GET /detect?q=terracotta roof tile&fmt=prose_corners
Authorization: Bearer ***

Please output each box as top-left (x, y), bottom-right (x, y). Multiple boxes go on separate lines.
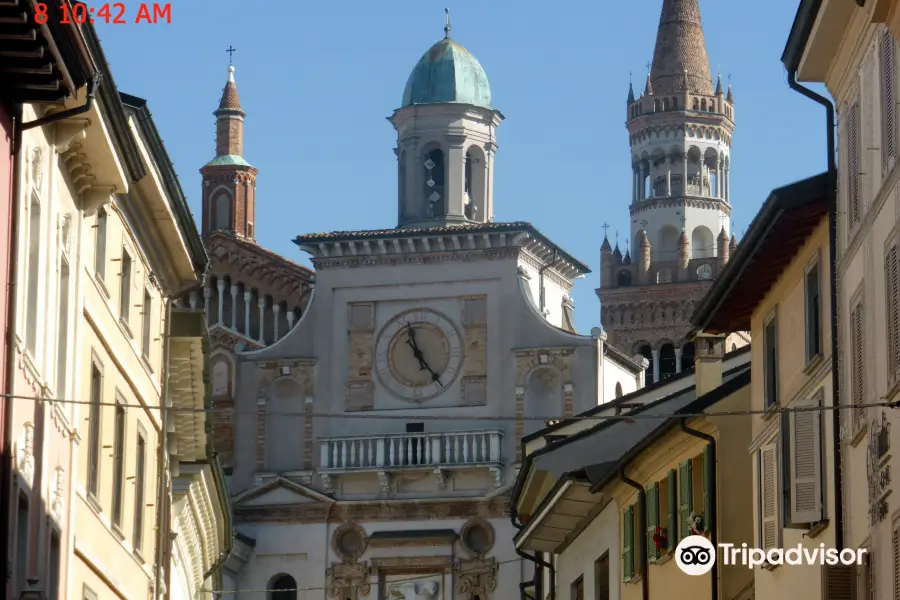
top-left (650, 0), bottom-right (713, 95)
top-left (218, 80), bottom-right (242, 112)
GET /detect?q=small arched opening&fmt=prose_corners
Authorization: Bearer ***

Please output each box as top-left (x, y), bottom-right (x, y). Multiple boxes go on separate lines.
top-left (213, 193), bottom-right (232, 230)
top-left (692, 98), bottom-right (699, 110)
top-left (656, 268), bottom-right (672, 284)
top-left (680, 341), bottom-right (695, 373)
top-left (663, 97), bottom-right (670, 111)
top-left (464, 145), bottom-right (487, 221)
top-left (270, 574), bottom-right (297, 600)
top-left (398, 151), bottom-right (407, 215)
top-left (700, 98), bottom-right (707, 111)
top-left (672, 97), bottom-right (678, 109)
top-left (659, 343), bottom-right (677, 379)
top-left (691, 226), bottom-right (715, 259)
top-left (697, 264), bottom-right (713, 280)
top-left (653, 99), bottom-right (660, 112)
top-left (617, 270), bottom-right (633, 286)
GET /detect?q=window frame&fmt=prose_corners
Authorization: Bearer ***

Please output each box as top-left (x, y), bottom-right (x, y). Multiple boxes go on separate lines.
top-left (86, 355), bottom-right (104, 502)
top-left (804, 255), bottom-right (823, 366)
top-left (849, 288), bottom-right (867, 438)
top-left (756, 436), bottom-right (781, 553)
top-left (119, 246), bottom-right (133, 332)
top-left (141, 286), bottom-right (153, 365)
top-left (110, 393), bottom-right (127, 532)
top-left (95, 207), bottom-right (107, 282)
top-left (763, 310), bottom-right (779, 410)
top-left (885, 234), bottom-right (900, 396)
top-left (133, 424), bottom-right (147, 557)
top-left (23, 189), bottom-right (42, 358)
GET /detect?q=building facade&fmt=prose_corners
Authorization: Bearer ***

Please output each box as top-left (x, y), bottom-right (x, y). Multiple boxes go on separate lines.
top-left (783, 0), bottom-right (900, 596)
top-left (692, 174), bottom-right (839, 598)
top-left (211, 23), bottom-right (646, 600)
top-left (597, 0), bottom-right (748, 385)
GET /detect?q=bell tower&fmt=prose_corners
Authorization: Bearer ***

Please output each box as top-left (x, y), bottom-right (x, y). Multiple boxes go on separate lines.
top-left (200, 58), bottom-right (259, 239)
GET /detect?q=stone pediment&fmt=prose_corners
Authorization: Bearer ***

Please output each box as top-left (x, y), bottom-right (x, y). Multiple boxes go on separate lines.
top-left (208, 324), bottom-right (263, 352)
top-left (231, 476), bottom-right (334, 508)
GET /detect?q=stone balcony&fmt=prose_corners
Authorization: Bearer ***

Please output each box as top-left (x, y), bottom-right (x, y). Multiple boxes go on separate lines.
top-left (318, 429), bottom-right (503, 493)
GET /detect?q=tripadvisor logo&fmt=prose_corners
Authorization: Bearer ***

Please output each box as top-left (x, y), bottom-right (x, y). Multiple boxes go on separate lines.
top-left (675, 536), bottom-right (867, 575)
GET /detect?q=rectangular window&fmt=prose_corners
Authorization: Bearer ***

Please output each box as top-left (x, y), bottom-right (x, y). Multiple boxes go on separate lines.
top-left (133, 432), bottom-right (146, 553)
top-left (83, 585), bottom-right (97, 600)
top-left (87, 364), bottom-right (102, 498)
top-left (861, 550), bottom-right (875, 600)
top-left (645, 482), bottom-right (660, 562)
top-left (805, 261), bottom-right (822, 362)
top-left (850, 299), bottom-right (866, 431)
top-left (824, 564), bottom-right (857, 600)
top-left (119, 249), bottom-right (132, 324)
top-left (848, 101), bottom-right (861, 228)
top-left (679, 459), bottom-right (693, 539)
top-left (95, 208), bottom-right (107, 280)
top-left (886, 242), bottom-right (900, 389)
top-left (56, 257), bottom-right (70, 394)
top-left (15, 494), bottom-right (29, 597)
top-left (788, 390), bottom-right (824, 524)
top-left (48, 530), bottom-right (60, 600)
top-left (666, 468), bottom-right (677, 550)
top-left (758, 441), bottom-right (779, 550)
top-left (622, 504), bottom-right (637, 582)
top-left (594, 553), bottom-right (609, 600)
top-left (111, 399), bottom-right (126, 528)
top-left (883, 30), bottom-right (897, 173)
top-left (764, 316), bottom-right (778, 408)
top-left (141, 289), bottom-right (152, 361)
top-left (570, 576), bottom-right (583, 600)
top-left (24, 193), bottom-right (41, 355)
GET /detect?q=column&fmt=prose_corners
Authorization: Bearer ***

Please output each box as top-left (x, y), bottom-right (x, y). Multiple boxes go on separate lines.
top-left (203, 286), bottom-right (211, 321)
top-left (683, 156), bottom-right (689, 196)
top-left (639, 163), bottom-right (646, 200)
top-left (675, 347), bottom-right (683, 374)
top-left (287, 310), bottom-right (295, 330)
top-left (446, 141), bottom-right (466, 218)
top-left (716, 157), bottom-right (722, 198)
top-left (230, 285), bottom-right (239, 329)
top-left (216, 279), bottom-right (225, 325)
top-left (257, 298), bottom-right (266, 344)
top-left (633, 168), bottom-right (638, 203)
top-left (652, 348), bottom-right (660, 383)
top-left (725, 168), bottom-right (730, 201)
top-left (244, 291), bottom-right (253, 335)
top-left (666, 160), bottom-right (672, 196)
top-left (273, 304), bottom-right (281, 341)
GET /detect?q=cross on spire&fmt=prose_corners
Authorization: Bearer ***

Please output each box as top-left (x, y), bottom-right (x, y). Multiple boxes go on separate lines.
top-left (226, 45), bottom-right (236, 65)
top-left (444, 7), bottom-right (451, 39)
top-left (646, 61), bottom-right (651, 72)
top-left (602, 222), bottom-right (610, 236)
top-left (615, 230), bottom-right (619, 246)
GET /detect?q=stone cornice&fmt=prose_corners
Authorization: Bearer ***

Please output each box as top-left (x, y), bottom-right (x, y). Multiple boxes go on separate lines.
top-left (629, 195), bottom-right (730, 216)
top-left (233, 497), bottom-right (509, 524)
top-left (596, 281), bottom-right (712, 302)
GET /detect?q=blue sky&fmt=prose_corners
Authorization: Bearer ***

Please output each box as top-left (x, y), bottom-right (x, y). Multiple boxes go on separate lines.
top-left (96, 0), bottom-right (827, 333)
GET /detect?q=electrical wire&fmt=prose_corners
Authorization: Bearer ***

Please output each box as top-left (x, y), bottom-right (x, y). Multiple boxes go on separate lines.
top-left (3, 391), bottom-right (896, 421)
top-left (198, 556), bottom-right (522, 595)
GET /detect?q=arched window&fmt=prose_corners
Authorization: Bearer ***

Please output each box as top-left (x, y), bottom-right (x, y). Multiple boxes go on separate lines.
top-left (617, 270), bottom-right (632, 286)
top-left (663, 98), bottom-right (670, 111)
top-left (732, 343), bottom-right (737, 351)
top-left (710, 100), bottom-right (716, 112)
top-left (213, 194), bottom-right (231, 230)
top-left (672, 97), bottom-right (678, 109)
top-left (653, 99), bottom-right (660, 112)
top-left (656, 268), bottom-right (672, 284)
top-left (701, 99), bottom-right (707, 111)
top-left (270, 574), bottom-right (297, 600)
top-left (464, 146), bottom-right (486, 220)
top-left (659, 343), bottom-right (677, 379)
top-left (697, 264), bottom-right (712, 280)
top-left (692, 98), bottom-right (699, 110)
top-left (615, 382), bottom-right (623, 398)
top-left (680, 342), bottom-right (695, 373)
top-left (638, 344), bottom-right (653, 384)
top-left (423, 149), bottom-right (445, 219)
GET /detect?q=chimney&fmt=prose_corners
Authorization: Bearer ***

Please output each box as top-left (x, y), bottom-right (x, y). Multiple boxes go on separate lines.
top-left (693, 332), bottom-right (725, 396)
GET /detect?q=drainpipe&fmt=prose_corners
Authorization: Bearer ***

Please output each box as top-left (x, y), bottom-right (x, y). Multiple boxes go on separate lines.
top-left (679, 420), bottom-right (718, 600)
top-left (0, 102), bottom-right (23, 600)
top-left (538, 250), bottom-right (559, 314)
top-left (21, 74), bottom-right (100, 131)
top-left (516, 549), bottom-right (554, 600)
top-left (619, 468), bottom-right (648, 600)
top-left (154, 295), bottom-right (174, 600)
top-left (786, 70), bottom-right (842, 551)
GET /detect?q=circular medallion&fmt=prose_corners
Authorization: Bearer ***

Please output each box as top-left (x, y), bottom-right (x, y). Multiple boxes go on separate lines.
top-left (375, 309), bottom-right (463, 402)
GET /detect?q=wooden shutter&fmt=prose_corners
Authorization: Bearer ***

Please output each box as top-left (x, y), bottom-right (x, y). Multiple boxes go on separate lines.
top-left (790, 391), bottom-right (823, 523)
top-left (646, 483), bottom-right (659, 563)
top-left (702, 445), bottom-right (713, 531)
top-left (849, 102), bottom-right (861, 227)
top-left (884, 30), bottom-right (897, 172)
top-left (851, 301), bottom-right (866, 430)
top-left (679, 460), bottom-right (693, 539)
top-left (667, 469), bottom-right (677, 551)
top-left (887, 243), bottom-right (900, 388)
top-left (824, 564), bottom-right (858, 600)
top-left (892, 525), bottom-right (900, 600)
top-left (623, 505), bottom-right (634, 582)
top-left (759, 442), bottom-right (779, 550)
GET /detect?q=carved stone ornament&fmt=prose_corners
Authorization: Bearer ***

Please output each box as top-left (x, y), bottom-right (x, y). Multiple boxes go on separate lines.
top-left (459, 517), bottom-right (495, 557)
top-left (17, 422), bottom-right (35, 486)
top-left (59, 212), bottom-right (73, 257)
top-left (326, 561), bottom-right (371, 600)
top-left (50, 467), bottom-right (65, 517)
top-left (456, 557), bottom-right (498, 600)
top-left (31, 146), bottom-right (43, 192)
top-left (332, 521), bottom-right (368, 562)
top-left (389, 580), bottom-right (440, 600)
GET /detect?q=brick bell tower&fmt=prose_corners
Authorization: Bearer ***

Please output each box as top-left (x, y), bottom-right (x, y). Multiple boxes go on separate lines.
top-left (200, 62), bottom-right (258, 239)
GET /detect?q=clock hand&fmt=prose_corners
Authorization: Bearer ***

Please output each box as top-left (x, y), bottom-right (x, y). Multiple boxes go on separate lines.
top-left (405, 323), bottom-right (442, 385)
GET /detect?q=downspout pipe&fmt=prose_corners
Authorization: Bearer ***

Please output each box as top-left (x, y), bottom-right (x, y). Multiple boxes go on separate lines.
top-left (619, 468), bottom-right (649, 600)
top-left (538, 249), bottom-right (559, 314)
top-left (679, 419), bottom-right (718, 600)
top-left (516, 548), bottom-right (555, 600)
top-left (786, 70), bottom-right (842, 551)
top-left (155, 295), bottom-right (175, 600)
top-left (21, 73), bottom-right (100, 131)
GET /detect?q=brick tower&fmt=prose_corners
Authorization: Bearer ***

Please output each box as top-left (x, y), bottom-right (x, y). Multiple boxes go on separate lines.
top-left (200, 63), bottom-right (258, 239)
top-left (597, 0), bottom-right (747, 385)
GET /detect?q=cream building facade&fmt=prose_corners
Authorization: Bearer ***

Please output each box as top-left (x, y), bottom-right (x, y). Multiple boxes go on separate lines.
top-left (783, 0), bottom-right (900, 597)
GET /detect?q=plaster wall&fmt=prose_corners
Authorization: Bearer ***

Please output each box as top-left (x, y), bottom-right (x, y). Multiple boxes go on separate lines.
top-left (555, 501), bottom-right (619, 600)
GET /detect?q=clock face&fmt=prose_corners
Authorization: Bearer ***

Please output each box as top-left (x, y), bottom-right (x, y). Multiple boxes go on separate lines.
top-left (375, 309), bottom-right (463, 402)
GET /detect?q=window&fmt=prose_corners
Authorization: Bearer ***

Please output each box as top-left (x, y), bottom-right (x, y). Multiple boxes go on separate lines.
top-left (87, 364), bottom-right (102, 498)
top-left (848, 101), bottom-right (861, 228)
top-left (213, 194), bottom-right (231, 230)
top-left (111, 399), bottom-right (126, 529)
top-left (883, 30), bottom-right (897, 173)
top-left (270, 575), bottom-right (297, 600)
top-left (571, 576), bottom-right (584, 600)
top-left (823, 564), bottom-right (856, 600)
top-left (119, 249), bottom-right (132, 324)
top-left (787, 390), bottom-right (823, 524)
top-left (850, 299), bottom-right (866, 432)
top-left (56, 255), bottom-right (71, 394)
top-left (805, 260), bottom-right (821, 362)
top-left (423, 148), bottom-right (445, 218)
top-left (622, 504), bottom-right (639, 581)
top-left (15, 494), bottom-right (28, 597)
top-left (95, 208), bottom-right (107, 279)
top-left (645, 472), bottom-right (676, 562)
top-left (48, 530), bottom-right (60, 600)
top-left (764, 316), bottom-right (778, 408)
top-left (83, 585), bottom-right (98, 600)
top-left (133, 432), bottom-right (146, 553)
top-left (886, 242), bottom-right (900, 389)
top-left (141, 289), bottom-right (152, 361)
top-left (892, 524), bottom-right (900, 600)
top-left (594, 553), bottom-right (610, 600)
top-left (679, 449), bottom-right (711, 539)
top-left (24, 193), bottom-right (41, 355)
top-left (861, 549), bottom-right (875, 600)
top-left (758, 441), bottom-right (779, 550)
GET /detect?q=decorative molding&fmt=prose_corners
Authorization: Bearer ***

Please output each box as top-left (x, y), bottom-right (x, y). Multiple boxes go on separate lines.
top-left (455, 557), bottom-right (498, 600)
top-left (371, 555), bottom-right (452, 571)
top-left (326, 561), bottom-right (371, 600)
top-left (313, 248), bottom-right (520, 271)
top-left (332, 522), bottom-right (368, 562)
top-left (16, 422), bottom-right (35, 487)
top-left (459, 517), bottom-right (495, 557)
top-left (347, 302), bottom-right (375, 410)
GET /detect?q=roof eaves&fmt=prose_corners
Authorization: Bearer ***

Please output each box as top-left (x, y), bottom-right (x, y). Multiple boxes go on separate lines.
top-left (781, 0), bottom-right (823, 72)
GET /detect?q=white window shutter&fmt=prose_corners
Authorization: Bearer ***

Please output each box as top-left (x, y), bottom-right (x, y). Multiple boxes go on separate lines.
top-left (790, 391), bottom-right (823, 523)
top-left (759, 442), bottom-right (779, 550)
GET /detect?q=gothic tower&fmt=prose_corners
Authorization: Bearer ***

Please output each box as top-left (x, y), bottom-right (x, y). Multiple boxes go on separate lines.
top-left (388, 15), bottom-right (503, 228)
top-left (200, 64), bottom-right (259, 239)
top-left (597, 0), bottom-right (746, 384)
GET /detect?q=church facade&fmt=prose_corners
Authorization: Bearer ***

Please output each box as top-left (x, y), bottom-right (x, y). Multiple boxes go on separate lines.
top-left (204, 20), bottom-right (646, 600)
top-left (597, 0), bottom-right (748, 385)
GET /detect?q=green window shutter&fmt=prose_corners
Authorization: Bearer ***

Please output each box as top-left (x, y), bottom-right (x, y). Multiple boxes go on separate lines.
top-left (703, 444), bottom-right (713, 532)
top-left (623, 505), bottom-right (634, 581)
top-left (646, 483), bottom-right (659, 563)
top-left (667, 469), bottom-right (677, 550)
top-left (679, 459), bottom-right (693, 539)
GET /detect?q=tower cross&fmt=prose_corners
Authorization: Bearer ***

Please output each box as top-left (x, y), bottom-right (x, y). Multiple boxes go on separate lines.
top-left (646, 61), bottom-right (651, 72)
top-left (615, 230), bottom-right (619, 246)
top-left (444, 7), bottom-right (451, 39)
top-left (602, 222), bottom-right (610, 236)
top-left (226, 45), bottom-right (236, 64)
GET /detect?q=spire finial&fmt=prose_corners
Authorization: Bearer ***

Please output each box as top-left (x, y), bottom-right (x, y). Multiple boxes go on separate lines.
top-left (615, 230), bottom-right (619, 246)
top-left (602, 222), bottom-right (610, 237)
top-left (444, 7), bottom-right (451, 39)
top-left (226, 45), bottom-right (236, 65)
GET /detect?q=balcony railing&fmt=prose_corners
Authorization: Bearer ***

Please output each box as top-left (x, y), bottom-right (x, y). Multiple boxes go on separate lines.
top-left (319, 430), bottom-right (502, 471)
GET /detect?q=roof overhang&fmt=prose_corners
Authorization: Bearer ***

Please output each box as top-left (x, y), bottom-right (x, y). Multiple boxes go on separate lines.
top-left (514, 478), bottom-right (609, 554)
top-left (782, 0), bottom-right (857, 81)
top-left (691, 173), bottom-right (829, 334)
top-left (168, 309), bottom-right (210, 465)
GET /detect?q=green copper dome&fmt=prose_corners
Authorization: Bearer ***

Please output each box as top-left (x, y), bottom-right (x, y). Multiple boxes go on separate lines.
top-left (401, 38), bottom-right (491, 109)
